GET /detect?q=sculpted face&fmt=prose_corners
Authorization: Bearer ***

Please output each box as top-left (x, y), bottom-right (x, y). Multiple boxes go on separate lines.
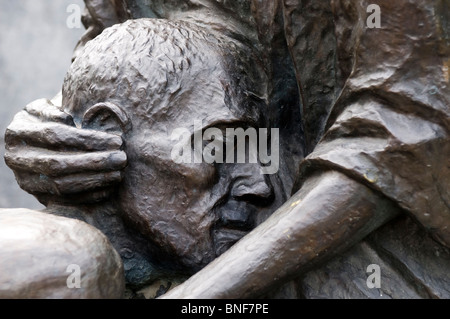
top-left (119, 74), bottom-right (273, 267)
top-left (120, 70), bottom-right (279, 271)
top-left (63, 19), bottom-right (283, 272)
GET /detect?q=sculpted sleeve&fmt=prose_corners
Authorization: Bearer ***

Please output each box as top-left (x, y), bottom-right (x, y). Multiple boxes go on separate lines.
top-left (288, 0), bottom-right (450, 248)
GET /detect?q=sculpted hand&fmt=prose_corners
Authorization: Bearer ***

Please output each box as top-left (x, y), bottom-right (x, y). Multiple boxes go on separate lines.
top-left (4, 98), bottom-right (127, 206)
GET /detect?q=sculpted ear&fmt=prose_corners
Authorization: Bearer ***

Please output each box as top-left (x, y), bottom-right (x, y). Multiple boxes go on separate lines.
top-left (82, 102), bottom-right (131, 135)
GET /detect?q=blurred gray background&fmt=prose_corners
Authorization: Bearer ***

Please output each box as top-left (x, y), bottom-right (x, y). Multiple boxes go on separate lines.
top-left (0, 0), bottom-right (84, 208)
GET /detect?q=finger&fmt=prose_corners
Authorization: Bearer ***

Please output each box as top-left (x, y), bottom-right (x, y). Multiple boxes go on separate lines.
top-left (85, 0), bottom-right (122, 28)
top-left (25, 98), bottom-right (74, 125)
top-left (58, 188), bottom-right (117, 204)
top-left (50, 91), bottom-right (62, 108)
top-left (4, 149), bottom-right (127, 176)
top-left (33, 188), bottom-right (117, 206)
top-left (5, 115), bottom-right (123, 151)
top-left (14, 171), bottom-right (122, 195)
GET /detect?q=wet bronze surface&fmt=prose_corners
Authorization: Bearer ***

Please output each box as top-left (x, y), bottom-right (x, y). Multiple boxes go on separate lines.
top-left (2, 0), bottom-right (449, 298)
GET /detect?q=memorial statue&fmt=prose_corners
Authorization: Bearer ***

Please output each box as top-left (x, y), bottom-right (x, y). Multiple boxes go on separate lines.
top-left (1, 0), bottom-right (449, 299)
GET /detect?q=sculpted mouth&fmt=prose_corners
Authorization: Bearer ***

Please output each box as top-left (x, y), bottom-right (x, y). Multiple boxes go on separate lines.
top-left (212, 200), bottom-right (258, 256)
top-left (212, 228), bottom-right (250, 257)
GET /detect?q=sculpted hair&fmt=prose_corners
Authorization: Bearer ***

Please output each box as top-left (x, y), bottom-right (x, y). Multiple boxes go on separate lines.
top-left (62, 18), bottom-right (267, 127)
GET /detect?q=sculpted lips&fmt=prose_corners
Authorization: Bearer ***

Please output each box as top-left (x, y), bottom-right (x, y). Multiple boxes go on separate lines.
top-left (213, 228), bottom-right (250, 257)
top-left (212, 200), bottom-right (257, 256)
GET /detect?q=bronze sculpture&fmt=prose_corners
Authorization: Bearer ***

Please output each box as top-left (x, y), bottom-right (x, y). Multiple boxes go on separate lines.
top-left (1, 0), bottom-right (449, 298)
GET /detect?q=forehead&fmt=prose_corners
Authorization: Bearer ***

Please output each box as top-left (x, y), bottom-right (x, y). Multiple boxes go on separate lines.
top-left (149, 73), bottom-right (262, 131)
top-left (64, 20), bottom-right (265, 131)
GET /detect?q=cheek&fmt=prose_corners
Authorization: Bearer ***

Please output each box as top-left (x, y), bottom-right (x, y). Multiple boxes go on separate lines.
top-left (172, 162), bottom-right (218, 189)
top-left (132, 140), bottom-right (218, 190)
top-left (118, 154), bottom-right (217, 233)
top-left (118, 163), bottom-right (217, 268)
top-left (120, 136), bottom-right (218, 257)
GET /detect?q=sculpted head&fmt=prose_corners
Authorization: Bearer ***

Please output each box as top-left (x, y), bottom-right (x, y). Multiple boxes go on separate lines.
top-left (62, 19), bottom-right (281, 272)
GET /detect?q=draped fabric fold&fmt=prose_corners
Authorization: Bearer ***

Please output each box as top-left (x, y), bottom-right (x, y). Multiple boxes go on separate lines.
top-left (284, 0), bottom-right (449, 248)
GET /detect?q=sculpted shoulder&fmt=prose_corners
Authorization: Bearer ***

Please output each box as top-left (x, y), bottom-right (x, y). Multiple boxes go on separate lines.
top-left (0, 209), bottom-right (125, 299)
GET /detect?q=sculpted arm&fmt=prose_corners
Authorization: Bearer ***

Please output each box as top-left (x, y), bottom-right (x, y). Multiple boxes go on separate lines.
top-left (162, 0), bottom-right (450, 298)
top-left (161, 171), bottom-right (399, 298)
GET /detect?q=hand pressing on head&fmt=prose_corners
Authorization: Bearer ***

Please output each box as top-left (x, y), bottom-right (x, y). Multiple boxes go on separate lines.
top-left (4, 96), bottom-right (127, 206)
top-left (73, 0), bottom-right (129, 60)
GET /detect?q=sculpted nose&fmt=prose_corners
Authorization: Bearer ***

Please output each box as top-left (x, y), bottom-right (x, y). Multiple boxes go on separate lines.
top-left (230, 164), bottom-right (274, 205)
top-left (217, 164), bottom-right (274, 231)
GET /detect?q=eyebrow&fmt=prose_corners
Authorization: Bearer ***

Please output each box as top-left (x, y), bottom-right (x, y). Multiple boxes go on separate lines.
top-left (201, 119), bottom-right (258, 132)
top-left (187, 119), bottom-right (259, 143)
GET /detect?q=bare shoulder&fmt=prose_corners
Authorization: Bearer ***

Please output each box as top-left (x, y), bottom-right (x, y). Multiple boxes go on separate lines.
top-left (0, 209), bottom-right (124, 299)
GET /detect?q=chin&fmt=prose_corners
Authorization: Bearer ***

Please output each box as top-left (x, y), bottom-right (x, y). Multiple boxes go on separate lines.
top-left (213, 228), bottom-right (249, 258)
top-left (168, 241), bottom-right (217, 274)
